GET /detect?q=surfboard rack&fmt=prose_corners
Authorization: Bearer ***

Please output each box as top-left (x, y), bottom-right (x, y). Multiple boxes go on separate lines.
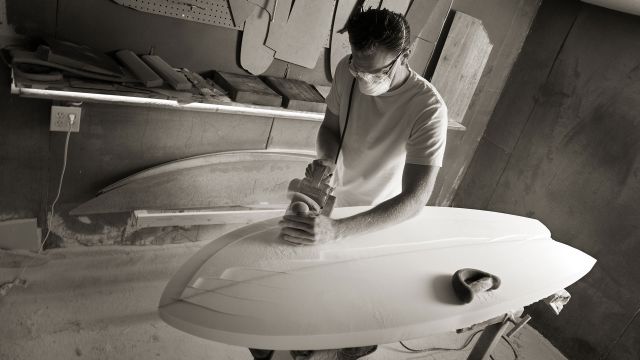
top-left (465, 312), bottom-right (531, 360)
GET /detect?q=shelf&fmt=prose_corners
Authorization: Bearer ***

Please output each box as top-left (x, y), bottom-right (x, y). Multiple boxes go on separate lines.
top-left (10, 71), bottom-right (466, 130)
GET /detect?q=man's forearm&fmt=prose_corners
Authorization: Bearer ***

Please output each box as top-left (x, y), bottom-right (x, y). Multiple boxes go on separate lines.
top-left (334, 186), bottom-right (434, 240)
top-left (316, 125), bottom-right (340, 162)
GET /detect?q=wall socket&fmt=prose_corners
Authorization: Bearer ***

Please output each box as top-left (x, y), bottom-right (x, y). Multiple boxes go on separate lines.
top-left (50, 106), bottom-right (82, 132)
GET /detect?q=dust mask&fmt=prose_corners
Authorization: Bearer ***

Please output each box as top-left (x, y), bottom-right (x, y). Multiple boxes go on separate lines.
top-left (355, 57), bottom-right (401, 96)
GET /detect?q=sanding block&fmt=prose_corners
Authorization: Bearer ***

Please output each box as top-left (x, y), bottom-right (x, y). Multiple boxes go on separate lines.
top-left (451, 268), bottom-right (501, 304)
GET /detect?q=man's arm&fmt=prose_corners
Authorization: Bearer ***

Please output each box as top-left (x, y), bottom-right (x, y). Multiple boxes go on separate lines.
top-left (316, 109), bottom-right (341, 162)
top-left (280, 163), bottom-right (440, 244)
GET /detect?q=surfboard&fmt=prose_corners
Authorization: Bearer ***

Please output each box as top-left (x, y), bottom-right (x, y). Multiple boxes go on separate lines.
top-left (158, 206), bottom-right (595, 350)
top-left (70, 150), bottom-right (314, 215)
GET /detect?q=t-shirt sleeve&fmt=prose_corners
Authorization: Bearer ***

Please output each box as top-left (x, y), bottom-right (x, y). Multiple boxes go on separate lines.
top-left (325, 56), bottom-right (351, 115)
top-left (405, 102), bottom-right (448, 167)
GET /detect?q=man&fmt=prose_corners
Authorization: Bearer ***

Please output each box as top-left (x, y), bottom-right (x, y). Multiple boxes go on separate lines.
top-left (253, 7), bottom-right (448, 360)
top-left (280, 8), bottom-right (447, 246)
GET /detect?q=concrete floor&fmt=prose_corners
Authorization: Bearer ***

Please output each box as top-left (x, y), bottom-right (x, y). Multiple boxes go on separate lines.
top-left (1, 237), bottom-right (567, 360)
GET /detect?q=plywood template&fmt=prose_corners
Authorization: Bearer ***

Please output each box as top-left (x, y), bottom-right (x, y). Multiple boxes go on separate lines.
top-left (71, 151), bottom-right (314, 215)
top-left (329, 0), bottom-right (359, 78)
top-left (112, 0), bottom-right (241, 29)
top-left (240, 2), bottom-right (275, 75)
top-left (381, 0), bottom-right (411, 14)
top-left (431, 12), bottom-right (493, 125)
top-left (267, 0), bottom-right (336, 69)
top-left (228, 0), bottom-right (255, 27)
top-left (262, 76), bottom-right (326, 112)
top-left (159, 206), bottom-right (596, 350)
top-left (212, 71), bottom-right (281, 106)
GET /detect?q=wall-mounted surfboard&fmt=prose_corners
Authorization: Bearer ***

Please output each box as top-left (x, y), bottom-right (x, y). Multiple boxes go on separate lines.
top-left (70, 150), bottom-right (314, 215)
top-left (159, 206), bottom-right (595, 350)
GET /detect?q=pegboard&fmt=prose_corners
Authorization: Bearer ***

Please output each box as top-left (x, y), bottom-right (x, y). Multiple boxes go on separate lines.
top-left (113, 0), bottom-right (243, 30)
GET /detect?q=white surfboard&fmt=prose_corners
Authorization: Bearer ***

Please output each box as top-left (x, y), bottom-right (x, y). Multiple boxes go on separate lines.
top-left (159, 206), bottom-right (595, 350)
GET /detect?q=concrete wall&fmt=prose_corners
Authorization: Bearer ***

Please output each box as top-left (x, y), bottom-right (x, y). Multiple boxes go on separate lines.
top-left (454, 0), bottom-right (640, 358)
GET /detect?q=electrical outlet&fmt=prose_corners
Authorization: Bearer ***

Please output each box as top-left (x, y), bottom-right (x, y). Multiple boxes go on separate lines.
top-left (50, 106), bottom-right (81, 132)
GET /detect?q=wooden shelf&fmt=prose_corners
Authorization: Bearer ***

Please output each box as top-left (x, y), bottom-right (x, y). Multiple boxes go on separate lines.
top-left (10, 71), bottom-right (466, 130)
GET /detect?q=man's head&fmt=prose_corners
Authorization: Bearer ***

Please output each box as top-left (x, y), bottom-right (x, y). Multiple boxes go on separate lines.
top-left (344, 8), bottom-right (411, 95)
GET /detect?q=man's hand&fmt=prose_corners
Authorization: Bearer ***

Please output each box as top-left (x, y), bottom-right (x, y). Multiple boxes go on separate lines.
top-left (279, 213), bottom-right (340, 245)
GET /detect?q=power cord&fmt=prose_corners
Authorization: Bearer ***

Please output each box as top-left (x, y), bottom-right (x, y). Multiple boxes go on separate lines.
top-left (399, 328), bottom-right (519, 360)
top-left (3, 113), bottom-right (75, 295)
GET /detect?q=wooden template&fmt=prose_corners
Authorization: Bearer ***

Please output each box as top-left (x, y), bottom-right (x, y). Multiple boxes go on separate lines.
top-left (329, 0), bottom-right (359, 79)
top-left (228, 0), bottom-right (255, 27)
top-left (267, 0), bottom-right (335, 69)
top-left (142, 55), bottom-right (192, 90)
top-left (431, 12), bottom-right (493, 125)
top-left (240, 2), bottom-right (275, 75)
top-left (262, 76), bottom-right (326, 112)
top-left (115, 50), bottom-right (163, 88)
top-left (71, 151), bottom-right (314, 215)
top-left (159, 206), bottom-right (595, 350)
top-left (212, 71), bottom-right (282, 106)
top-left (381, 0), bottom-right (411, 14)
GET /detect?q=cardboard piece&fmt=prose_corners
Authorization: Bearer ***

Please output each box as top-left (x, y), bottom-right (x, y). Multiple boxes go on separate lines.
top-left (212, 71), bottom-right (282, 106)
top-left (262, 76), bottom-right (326, 112)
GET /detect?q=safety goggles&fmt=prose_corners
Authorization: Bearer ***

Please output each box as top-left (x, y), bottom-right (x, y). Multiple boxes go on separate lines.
top-left (348, 52), bottom-right (402, 80)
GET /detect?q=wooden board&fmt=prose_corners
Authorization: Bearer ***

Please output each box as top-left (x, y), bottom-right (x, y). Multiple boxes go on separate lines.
top-left (240, 2), bottom-right (275, 75)
top-left (408, 0), bottom-right (452, 76)
top-left (115, 50), bottom-right (163, 88)
top-left (142, 55), bottom-right (192, 91)
top-left (262, 76), bottom-right (326, 112)
top-left (431, 12), bottom-right (493, 125)
top-left (70, 151), bottom-right (314, 215)
top-left (212, 71), bottom-right (282, 106)
top-left (158, 206), bottom-right (596, 350)
top-left (329, 0), bottom-right (359, 79)
top-left (269, 0), bottom-right (336, 69)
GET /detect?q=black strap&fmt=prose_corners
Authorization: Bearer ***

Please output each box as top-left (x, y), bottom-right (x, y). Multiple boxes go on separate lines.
top-left (334, 78), bottom-right (357, 165)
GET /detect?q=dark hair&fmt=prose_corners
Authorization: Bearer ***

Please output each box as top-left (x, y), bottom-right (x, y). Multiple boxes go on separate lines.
top-left (345, 8), bottom-right (410, 55)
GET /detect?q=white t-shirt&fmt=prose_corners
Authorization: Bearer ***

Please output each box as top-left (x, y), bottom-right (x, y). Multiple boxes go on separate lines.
top-left (325, 56), bottom-right (448, 206)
